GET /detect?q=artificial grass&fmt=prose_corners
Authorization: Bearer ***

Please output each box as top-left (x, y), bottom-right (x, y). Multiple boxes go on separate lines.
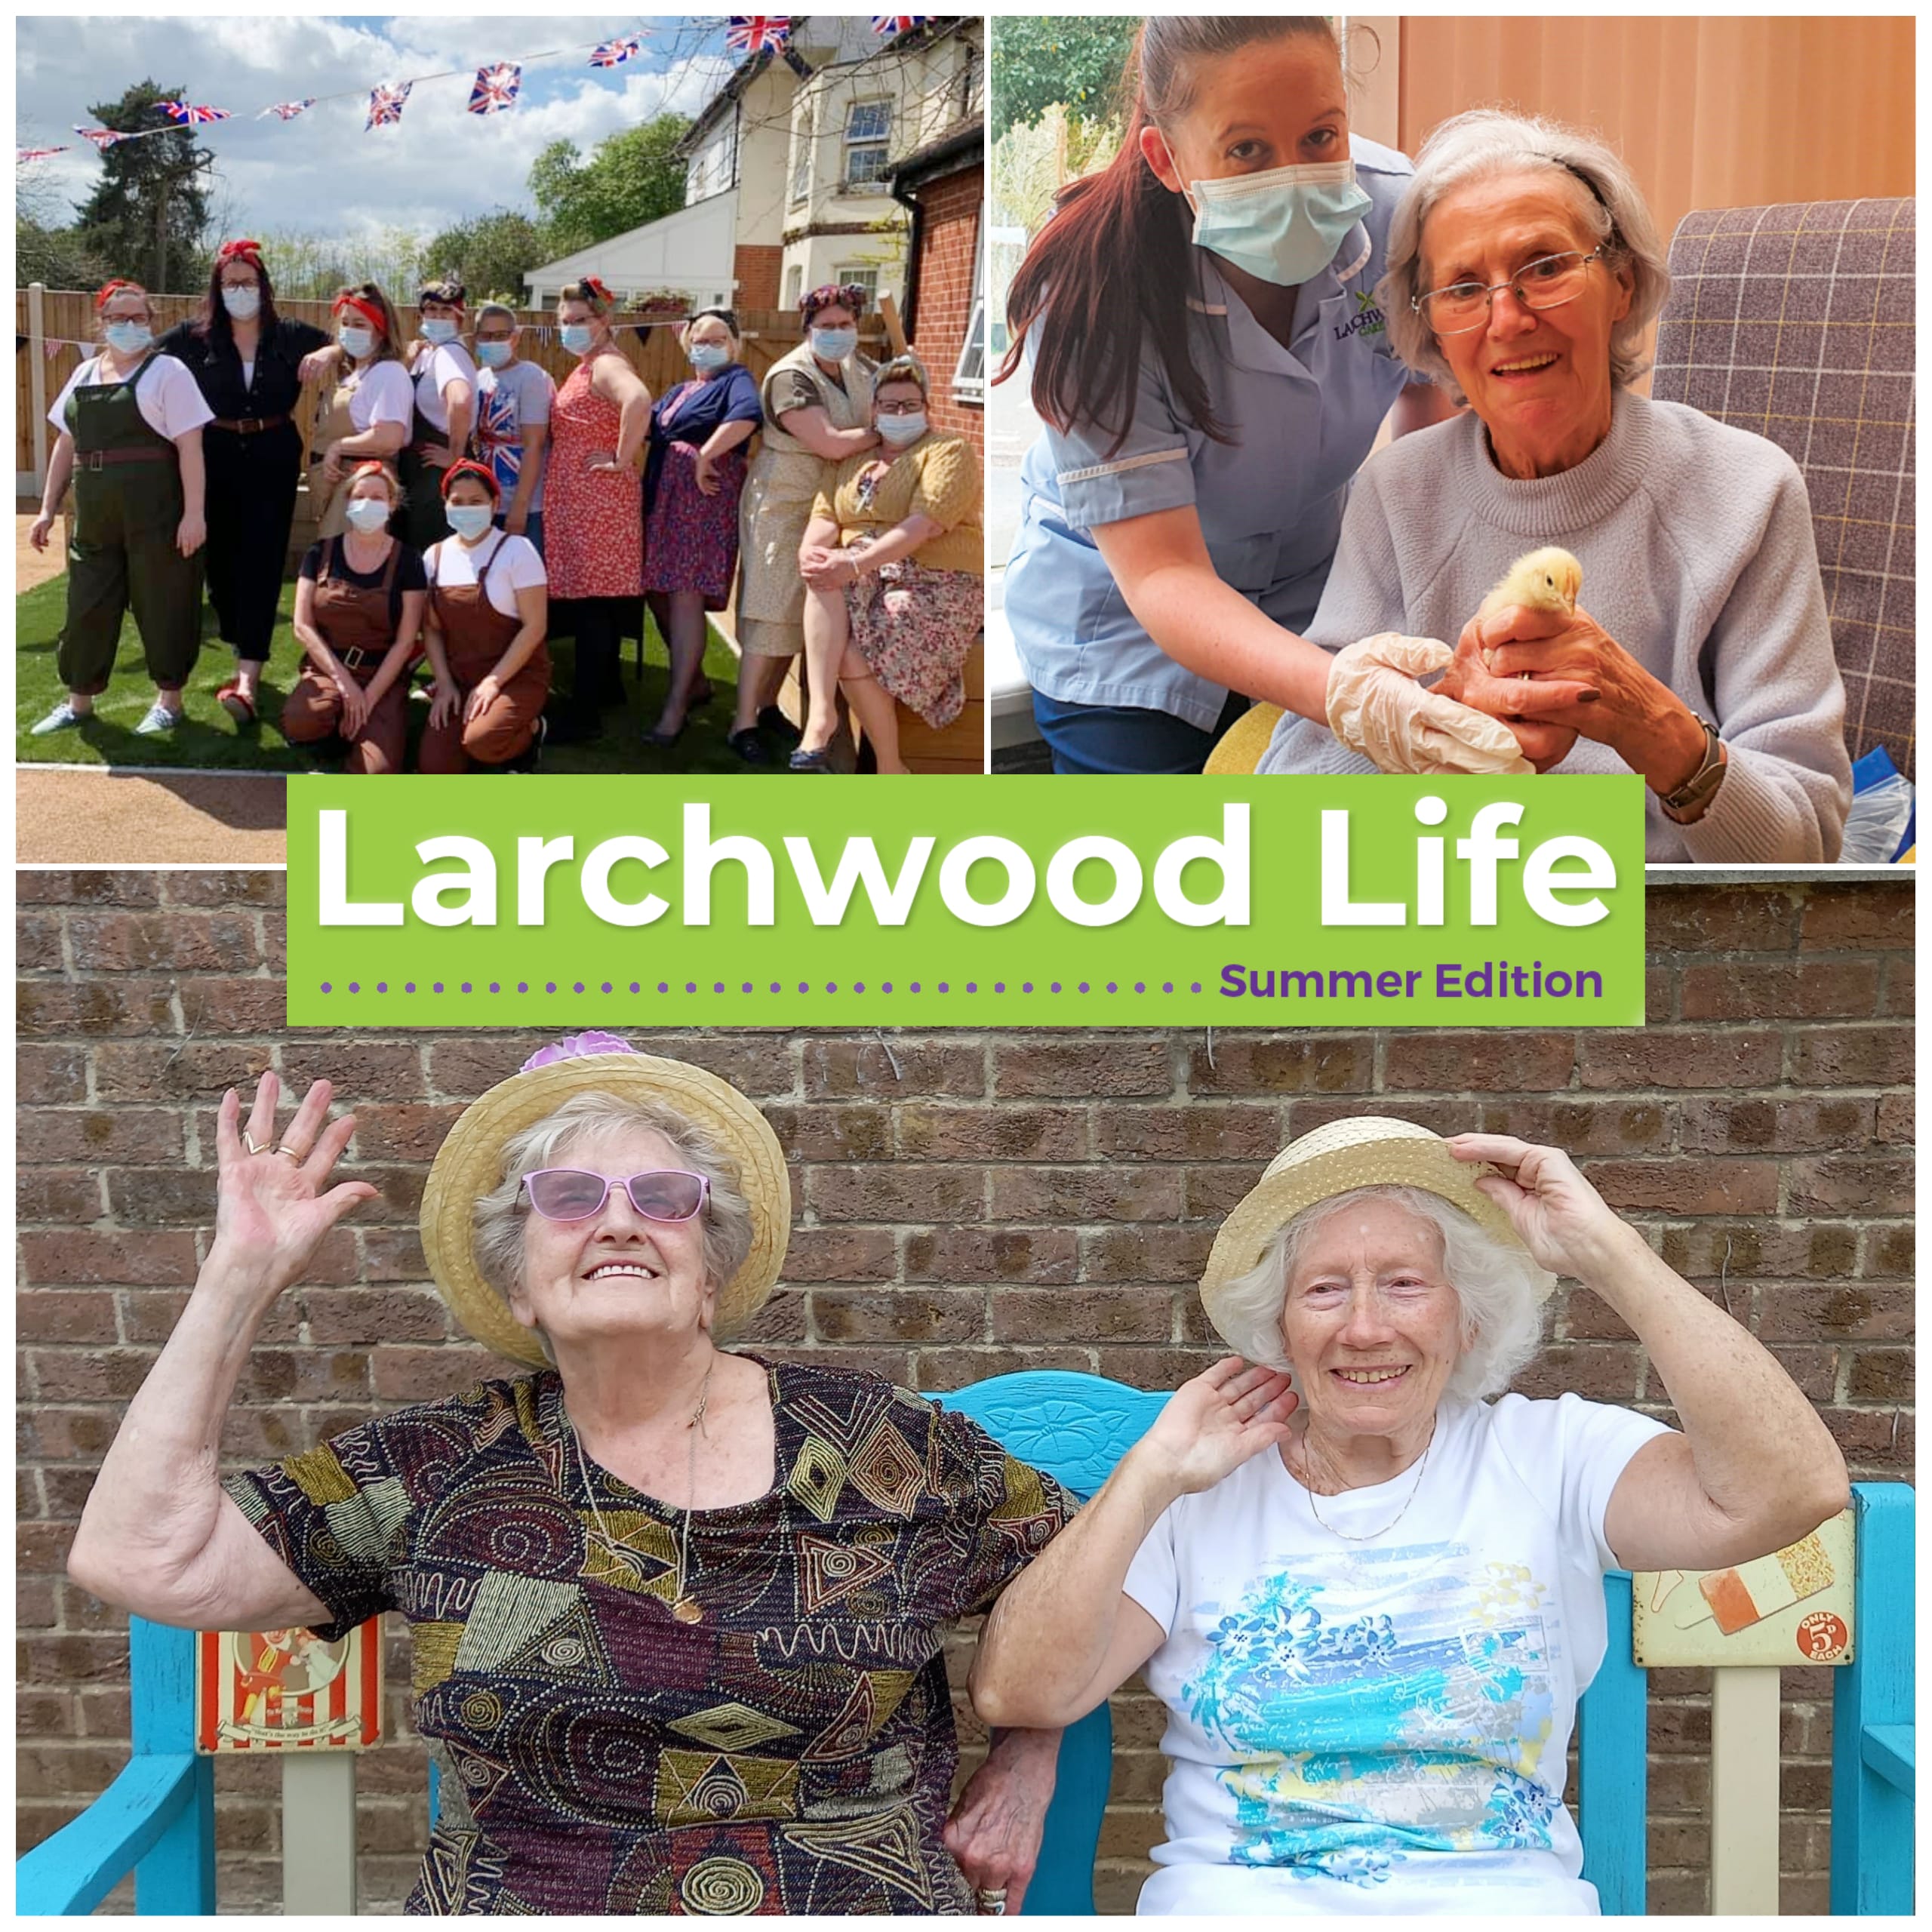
top-left (15, 573), bottom-right (776, 776)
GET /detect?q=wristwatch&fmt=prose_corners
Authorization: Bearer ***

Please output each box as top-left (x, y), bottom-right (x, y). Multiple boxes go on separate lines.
top-left (1658, 714), bottom-right (1727, 823)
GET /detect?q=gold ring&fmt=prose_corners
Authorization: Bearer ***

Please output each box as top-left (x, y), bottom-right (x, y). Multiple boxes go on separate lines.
top-left (275, 1144), bottom-right (306, 1163)
top-left (242, 1131), bottom-right (269, 1156)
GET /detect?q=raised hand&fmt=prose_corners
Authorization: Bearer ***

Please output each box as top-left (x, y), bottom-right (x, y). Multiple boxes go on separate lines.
top-left (1134, 1357), bottom-right (1298, 1498)
top-left (210, 1073), bottom-right (378, 1297)
top-left (1447, 1134), bottom-right (1626, 1280)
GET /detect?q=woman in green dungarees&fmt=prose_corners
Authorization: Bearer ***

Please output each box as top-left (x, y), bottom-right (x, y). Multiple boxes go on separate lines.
top-left (28, 279), bottom-right (212, 738)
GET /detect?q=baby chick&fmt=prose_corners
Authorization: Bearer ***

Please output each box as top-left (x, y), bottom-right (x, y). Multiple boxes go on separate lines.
top-left (1476, 546), bottom-right (1583, 672)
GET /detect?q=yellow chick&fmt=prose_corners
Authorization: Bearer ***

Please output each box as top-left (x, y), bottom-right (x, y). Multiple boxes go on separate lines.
top-left (1478, 546), bottom-right (1583, 624)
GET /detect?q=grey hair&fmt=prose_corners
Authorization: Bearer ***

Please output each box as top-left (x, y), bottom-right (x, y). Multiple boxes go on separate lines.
top-left (1209, 1184), bottom-right (1552, 1402)
top-left (471, 1091), bottom-right (757, 1344)
top-left (474, 302), bottom-right (518, 329)
top-left (1380, 109), bottom-right (1671, 401)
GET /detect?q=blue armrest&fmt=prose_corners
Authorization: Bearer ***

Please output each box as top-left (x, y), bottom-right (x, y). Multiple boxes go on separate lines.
top-left (17, 1755), bottom-right (206, 1916)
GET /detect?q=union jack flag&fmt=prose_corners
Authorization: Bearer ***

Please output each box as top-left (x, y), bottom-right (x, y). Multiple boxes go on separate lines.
top-left (157, 100), bottom-right (232, 126)
top-left (73, 125), bottom-right (131, 149)
top-left (467, 63), bottom-right (521, 115)
top-left (589, 35), bottom-right (643, 68)
top-left (260, 99), bottom-right (315, 122)
top-left (872, 15), bottom-right (926, 32)
top-left (17, 145), bottom-right (68, 162)
top-left (365, 83), bottom-right (412, 130)
top-left (726, 17), bottom-right (792, 54)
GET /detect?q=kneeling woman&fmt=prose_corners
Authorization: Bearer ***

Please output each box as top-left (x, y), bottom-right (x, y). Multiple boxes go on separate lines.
top-left (973, 1118), bottom-right (1849, 1915)
top-left (420, 460), bottom-right (549, 773)
top-left (282, 461), bottom-right (426, 774)
top-left (795, 356), bottom-right (982, 774)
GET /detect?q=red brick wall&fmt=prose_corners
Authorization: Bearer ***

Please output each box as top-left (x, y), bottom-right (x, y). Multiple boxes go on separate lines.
top-left (732, 243), bottom-right (783, 314)
top-left (14, 872), bottom-right (1913, 1913)
top-left (908, 163), bottom-right (983, 458)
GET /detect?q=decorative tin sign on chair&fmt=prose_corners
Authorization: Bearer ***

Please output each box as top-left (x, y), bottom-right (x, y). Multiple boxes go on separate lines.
top-left (195, 1623), bottom-right (383, 1752)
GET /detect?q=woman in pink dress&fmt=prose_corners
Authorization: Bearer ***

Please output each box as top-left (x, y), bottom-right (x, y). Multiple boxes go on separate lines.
top-left (543, 278), bottom-right (650, 743)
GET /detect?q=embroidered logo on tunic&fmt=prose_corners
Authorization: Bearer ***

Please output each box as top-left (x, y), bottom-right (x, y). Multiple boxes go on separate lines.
top-left (1334, 289), bottom-right (1387, 342)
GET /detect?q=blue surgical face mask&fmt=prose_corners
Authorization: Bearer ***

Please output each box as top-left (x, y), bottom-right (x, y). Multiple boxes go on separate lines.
top-left (344, 497), bottom-right (390, 533)
top-left (811, 325), bottom-right (858, 363)
top-left (446, 503), bottom-right (494, 540)
top-left (339, 325), bottom-right (374, 359)
top-left (877, 411), bottom-right (928, 446)
top-left (104, 322), bottom-right (153, 355)
top-left (1184, 156), bottom-right (1373, 288)
top-left (221, 287), bottom-right (261, 321)
top-left (559, 323), bottom-right (594, 355)
top-left (475, 339), bottom-right (513, 369)
top-left (688, 342), bottom-right (731, 372)
top-left (420, 316), bottom-right (460, 346)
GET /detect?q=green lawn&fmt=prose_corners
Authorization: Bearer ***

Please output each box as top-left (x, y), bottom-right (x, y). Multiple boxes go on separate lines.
top-left (16, 574), bottom-right (774, 776)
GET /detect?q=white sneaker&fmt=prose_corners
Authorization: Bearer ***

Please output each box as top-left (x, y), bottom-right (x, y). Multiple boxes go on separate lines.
top-left (29, 700), bottom-right (88, 735)
top-left (134, 702), bottom-right (183, 737)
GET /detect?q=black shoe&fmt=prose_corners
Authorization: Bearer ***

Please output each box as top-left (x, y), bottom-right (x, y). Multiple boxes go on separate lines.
top-left (729, 727), bottom-right (771, 765)
top-left (644, 715), bottom-right (687, 750)
top-left (789, 746), bottom-right (834, 773)
top-left (758, 704), bottom-right (803, 747)
top-left (503, 715), bottom-right (546, 773)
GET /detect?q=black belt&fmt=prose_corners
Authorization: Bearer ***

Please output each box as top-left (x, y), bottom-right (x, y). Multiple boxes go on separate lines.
top-left (211, 414), bottom-right (291, 435)
top-left (337, 645), bottom-right (385, 671)
top-left (78, 448), bottom-right (170, 470)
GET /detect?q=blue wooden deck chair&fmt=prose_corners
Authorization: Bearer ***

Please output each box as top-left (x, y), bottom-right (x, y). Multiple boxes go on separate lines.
top-left (17, 1371), bottom-right (1915, 1915)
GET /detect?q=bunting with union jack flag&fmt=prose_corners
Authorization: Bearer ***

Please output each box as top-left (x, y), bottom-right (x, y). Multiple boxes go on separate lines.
top-left (260, 99), bottom-right (315, 122)
top-left (73, 125), bottom-right (131, 149)
top-left (726, 17), bottom-right (792, 54)
top-left (156, 100), bottom-right (233, 126)
top-left (467, 63), bottom-right (521, 115)
top-left (365, 83), bottom-right (412, 130)
top-left (17, 145), bottom-right (68, 163)
top-left (872, 15), bottom-right (927, 33)
top-left (589, 35), bottom-right (644, 68)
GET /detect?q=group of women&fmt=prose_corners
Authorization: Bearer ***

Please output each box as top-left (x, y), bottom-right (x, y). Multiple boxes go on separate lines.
top-left (1001, 16), bottom-right (1854, 860)
top-left (28, 253), bottom-right (984, 775)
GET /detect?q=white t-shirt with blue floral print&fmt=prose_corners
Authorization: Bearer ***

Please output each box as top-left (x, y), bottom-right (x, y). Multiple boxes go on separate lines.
top-left (1123, 1392), bottom-right (1669, 1915)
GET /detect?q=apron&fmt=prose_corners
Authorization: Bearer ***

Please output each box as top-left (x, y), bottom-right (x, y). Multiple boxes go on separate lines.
top-left (308, 379), bottom-right (365, 542)
top-left (399, 348), bottom-right (457, 550)
top-left (60, 351), bottom-right (202, 692)
top-left (312, 537), bottom-right (405, 677)
top-left (737, 343), bottom-right (874, 651)
top-left (430, 533), bottom-right (549, 697)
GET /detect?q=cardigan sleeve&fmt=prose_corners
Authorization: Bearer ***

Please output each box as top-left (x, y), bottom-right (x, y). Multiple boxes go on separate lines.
top-left (909, 435), bottom-right (980, 531)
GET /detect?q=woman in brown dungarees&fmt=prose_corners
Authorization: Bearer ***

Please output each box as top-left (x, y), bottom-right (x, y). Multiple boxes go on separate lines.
top-left (419, 461), bottom-right (550, 772)
top-left (282, 461), bottom-right (426, 773)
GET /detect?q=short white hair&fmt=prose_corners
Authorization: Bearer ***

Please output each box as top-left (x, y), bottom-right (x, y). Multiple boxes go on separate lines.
top-left (1208, 1184), bottom-right (1552, 1402)
top-left (1382, 109), bottom-right (1672, 400)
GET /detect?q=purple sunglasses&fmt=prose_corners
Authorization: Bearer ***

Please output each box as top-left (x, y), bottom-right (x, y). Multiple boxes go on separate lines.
top-left (522, 1168), bottom-right (709, 1223)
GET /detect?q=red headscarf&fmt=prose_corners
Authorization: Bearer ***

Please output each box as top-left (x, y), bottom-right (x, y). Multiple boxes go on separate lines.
top-left (95, 278), bottom-right (144, 311)
top-left (439, 458), bottom-right (500, 502)
top-left (332, 291), bottom-right (386, 338)
top-left (217, 238), bottom-right (265, 267)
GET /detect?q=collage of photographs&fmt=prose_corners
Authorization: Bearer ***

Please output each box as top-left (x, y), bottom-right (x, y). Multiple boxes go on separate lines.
top-left (12, 8), bottom-right (1918, 1924)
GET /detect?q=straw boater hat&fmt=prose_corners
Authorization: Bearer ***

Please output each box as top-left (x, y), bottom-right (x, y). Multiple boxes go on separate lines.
top-left (420, 1034), bottom-right (791, 1367)
top-left (1198, 1116), bottom-right (1551, 1343)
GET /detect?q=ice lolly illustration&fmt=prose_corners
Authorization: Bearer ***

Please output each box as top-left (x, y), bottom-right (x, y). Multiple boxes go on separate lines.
top-left (1697, 1532), bottom-right (1835, 1635)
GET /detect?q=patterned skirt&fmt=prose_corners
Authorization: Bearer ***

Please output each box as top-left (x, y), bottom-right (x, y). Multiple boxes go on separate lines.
top-left (844, 558), bottom-right (982, 731)
top-left (643, 442), bottom-right (746, 609)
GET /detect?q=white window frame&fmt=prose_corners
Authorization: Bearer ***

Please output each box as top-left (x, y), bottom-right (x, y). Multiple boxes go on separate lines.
top-left (842, 99), bottom-right (893, 189)
top-left (832, 263), bottom-right (880, 303)
top-left (789, 102), bottom-right (814, 205)
top-left (952, 217), bottom-right (985, 405)
top-left (783, 263), bottom-right (804, 309)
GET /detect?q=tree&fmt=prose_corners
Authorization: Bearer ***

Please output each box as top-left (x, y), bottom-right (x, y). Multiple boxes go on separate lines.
top-left (528, 113), bottom-right (691, 257)
top-left (72, 79), bottom-right (213, 290)
top-left (991, 18), bottom-right (1140, 133)
top-left (423, 209), bottom-right (549, 305)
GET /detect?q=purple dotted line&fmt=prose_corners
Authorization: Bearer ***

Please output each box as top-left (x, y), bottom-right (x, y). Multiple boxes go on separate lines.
top-left (318, 979), bottom-right (1208, 995)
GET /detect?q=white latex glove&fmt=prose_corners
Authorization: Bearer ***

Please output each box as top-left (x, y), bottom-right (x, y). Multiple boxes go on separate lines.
top-left (1326, 632), bottom-right (1533, 775)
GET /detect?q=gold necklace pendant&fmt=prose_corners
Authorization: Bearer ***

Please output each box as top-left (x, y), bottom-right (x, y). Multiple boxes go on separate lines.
top-left (672, 1598), bottom-right (703, 1625)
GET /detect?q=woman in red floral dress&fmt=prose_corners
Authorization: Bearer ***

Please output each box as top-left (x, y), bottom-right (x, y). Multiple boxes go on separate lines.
top-left (544, 278), bottom-right (651, 743)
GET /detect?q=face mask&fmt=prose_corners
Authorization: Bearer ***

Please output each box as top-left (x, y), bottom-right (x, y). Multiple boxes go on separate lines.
top-left (1184, 157), bottom-right (1373, 288)
top-left (421, 317), bottom-right (460, 346)
top-left (877, 412), bottom-right (928, 446)
top-left (560, 324), bottom-right (595, 355)
top-left (339, 325), bottom-right (374, 359)
top-left (475, 339), bottom-right (513, 369)
top-left (446, 504), bottom-right (494, 540)
top-left (811, 325), bottom-right (858, 363)
top-left (344, 497), bottom-right (391, 534)
top-left (104, 322), bottom-right (152, 355)
top-left (221, 287), bottom-right (261, 321)
top-left (688, 342), bottom-right (731, 372)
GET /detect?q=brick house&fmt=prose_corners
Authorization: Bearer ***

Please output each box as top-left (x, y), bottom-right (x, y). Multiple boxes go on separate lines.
top-left (888, 118), bottom-right (984, 457)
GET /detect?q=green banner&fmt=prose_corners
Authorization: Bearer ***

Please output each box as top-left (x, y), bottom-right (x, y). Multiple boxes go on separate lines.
top-left (285, 775), bottom-right (1648, 1027)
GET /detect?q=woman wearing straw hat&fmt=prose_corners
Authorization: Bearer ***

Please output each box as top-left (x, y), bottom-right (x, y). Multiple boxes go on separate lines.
top-left (67, 1035), bottom-right (1066, 1916)
top-left (972, 1116), bottom-right (1847, 1915)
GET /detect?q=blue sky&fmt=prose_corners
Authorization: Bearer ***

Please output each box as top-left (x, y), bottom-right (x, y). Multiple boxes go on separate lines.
top-left (15, 14), bottom-right (740, 240)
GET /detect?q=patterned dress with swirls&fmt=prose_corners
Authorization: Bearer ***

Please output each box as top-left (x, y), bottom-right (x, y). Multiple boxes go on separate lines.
top-left (545, 352), bottom-right (644, 599)
top-left (224, 1359), bottom-right (1071, 1915)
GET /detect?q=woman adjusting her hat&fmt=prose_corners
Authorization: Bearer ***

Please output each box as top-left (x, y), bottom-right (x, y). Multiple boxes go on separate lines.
top-left (67, 1037), bottom-right (1069, 1915)
top-left (972, 1117), bottom-right (1848, 1915)
top-left (1258, 110), bottom-right (1854, 860)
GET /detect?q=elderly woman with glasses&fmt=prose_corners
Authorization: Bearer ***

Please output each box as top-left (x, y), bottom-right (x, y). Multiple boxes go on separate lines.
top-left (66, 1036), bottom-right (1069, 1916)
top-left (1257, 110), bottom-right (1852, 862)
top-left (972, 1117), bottom-right (1848, 1915)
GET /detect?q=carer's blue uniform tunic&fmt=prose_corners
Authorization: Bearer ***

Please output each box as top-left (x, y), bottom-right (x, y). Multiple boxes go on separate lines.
top-left (1006, 136), bottom-right (1417, 739)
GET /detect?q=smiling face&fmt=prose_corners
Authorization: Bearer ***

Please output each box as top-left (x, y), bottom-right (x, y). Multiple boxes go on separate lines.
top-left (1278, 1195), bottom-right (1469, 1448)
top-left (1420, 169), bottom-right (1633, 475)
top-left (507, 1124), bottom-right (714, 1356)
top-left (1140, 32), bottom-right (1349, 197)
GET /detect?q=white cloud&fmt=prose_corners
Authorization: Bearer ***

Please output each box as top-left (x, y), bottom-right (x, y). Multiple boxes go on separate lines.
top-left (16, 14), bottom-right (740, 248)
